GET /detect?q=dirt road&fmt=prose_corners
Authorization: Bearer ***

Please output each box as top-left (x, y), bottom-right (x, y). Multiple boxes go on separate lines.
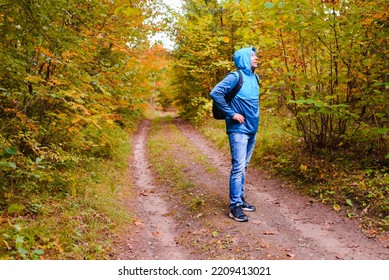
top-left (114, 118), bottom-right (389, 260)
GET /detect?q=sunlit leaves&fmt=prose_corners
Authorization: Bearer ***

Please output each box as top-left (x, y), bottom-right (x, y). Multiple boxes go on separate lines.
top-left (114, 6), bottom-right (141, 17)
top-left (264, 2), bottom-right (275, 9)
top-left (0, 0), bottom-right (160, 212)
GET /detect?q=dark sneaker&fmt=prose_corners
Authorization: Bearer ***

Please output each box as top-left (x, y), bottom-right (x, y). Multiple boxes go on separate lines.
top-left (229, 205), bottom-right (248, 222)
top-left (241, 199), bottom-right (256, 212)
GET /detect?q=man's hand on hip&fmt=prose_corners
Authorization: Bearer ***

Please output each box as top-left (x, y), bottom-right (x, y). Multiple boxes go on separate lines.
top-left (232, 113), bottom-right (245, 124)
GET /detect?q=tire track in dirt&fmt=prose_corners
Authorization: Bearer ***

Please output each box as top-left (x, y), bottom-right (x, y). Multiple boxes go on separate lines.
top-left (119, 120), bottom-right (193, 260)
top-left (175, 119), bottom-right (389, 260)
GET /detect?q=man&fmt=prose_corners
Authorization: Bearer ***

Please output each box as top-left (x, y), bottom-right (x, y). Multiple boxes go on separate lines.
top-left (210, 47), bottom-right (259, 222)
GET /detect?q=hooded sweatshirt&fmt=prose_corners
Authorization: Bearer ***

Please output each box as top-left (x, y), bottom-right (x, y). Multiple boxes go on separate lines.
top-left (210, 47), bottom-right (260, 134)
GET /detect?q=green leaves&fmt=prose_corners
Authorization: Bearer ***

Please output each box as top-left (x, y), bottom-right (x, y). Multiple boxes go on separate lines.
top-left (264, 2), bottom-right (275, 9)
top-left (0, 161), bottom-right (17, 169)
top-left (346, 199), bottom-right (353, 207)
top-left (0, 147), bottom-right (17, 168)
top-left (8, 203), bottom-right (25, 214)
top-left (2, 147), bottom-right (17, 157)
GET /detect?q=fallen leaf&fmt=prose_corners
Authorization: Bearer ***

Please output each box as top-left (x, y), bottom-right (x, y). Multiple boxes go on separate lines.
top-left (133, 220), bottom-right (143, 226)
top-left (162, 212), bottom-right (172, 217)
top-left (286, 253), bottom-right (295, 258)
top-left (140, 190), bottom-right (149, 196)
top-left (258, 240), bottom-right (269, 248)
top-left (152, 231), bottom-right (162, 236)
top-left (369, 229), bottom-right (377, 236)
top-left (263, 230), bottom-right (278, 235)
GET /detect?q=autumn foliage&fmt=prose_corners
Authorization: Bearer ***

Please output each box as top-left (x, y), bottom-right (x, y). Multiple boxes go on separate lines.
top-left (173, 0), bottom-right (388, 158)
top-left (0, 0), bottom-right (173, 258)
top-left (0, 0), bottom-right (387, 258)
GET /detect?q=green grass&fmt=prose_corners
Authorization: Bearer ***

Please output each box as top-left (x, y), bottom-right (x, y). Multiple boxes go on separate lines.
top-left (147, 117), bottom-right (217, 216)
top-left (148, 118), bottom-right (194, 191)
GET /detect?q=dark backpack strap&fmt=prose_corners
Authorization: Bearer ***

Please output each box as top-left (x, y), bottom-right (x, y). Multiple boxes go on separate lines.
top-left (225, 70), bottom-right (243, 104)
top-left (254, 73), bottom-right (260, 84)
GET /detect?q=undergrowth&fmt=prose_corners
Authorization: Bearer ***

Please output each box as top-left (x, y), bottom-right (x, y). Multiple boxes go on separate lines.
top-left (0, 121), bottom-right (137, 259)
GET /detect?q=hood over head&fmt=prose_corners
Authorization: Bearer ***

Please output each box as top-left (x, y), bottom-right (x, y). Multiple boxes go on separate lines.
top-left (233, 47), bottom-right (257, 75)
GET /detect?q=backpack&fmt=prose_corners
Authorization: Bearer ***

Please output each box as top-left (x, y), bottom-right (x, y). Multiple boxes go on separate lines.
top-left (212, 70), bottom-right (243, 120)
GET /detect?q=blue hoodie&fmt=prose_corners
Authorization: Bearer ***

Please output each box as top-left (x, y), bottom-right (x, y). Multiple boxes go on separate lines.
top-left (210, 47), bottom-right (260, 134)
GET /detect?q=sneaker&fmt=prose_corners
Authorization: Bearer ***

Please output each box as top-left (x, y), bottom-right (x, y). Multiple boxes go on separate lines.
top-left (241, 198), bottom-right (256, 212)
top-left (229, 205), bottom-right (249, 222)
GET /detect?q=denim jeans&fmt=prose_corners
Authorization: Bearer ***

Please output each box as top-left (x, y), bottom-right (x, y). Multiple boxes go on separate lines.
top-left (228, 132), bottom-right (256, 208)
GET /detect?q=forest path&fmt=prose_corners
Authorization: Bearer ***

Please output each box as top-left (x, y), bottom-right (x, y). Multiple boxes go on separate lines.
top-left (114, 117), bottom-right (388, 260)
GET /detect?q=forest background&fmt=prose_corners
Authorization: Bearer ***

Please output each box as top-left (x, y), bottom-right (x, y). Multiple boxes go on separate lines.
top-left (0, 0), bottom-right (387, 259)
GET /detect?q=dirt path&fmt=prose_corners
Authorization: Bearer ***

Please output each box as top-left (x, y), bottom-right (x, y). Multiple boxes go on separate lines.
top-left (116, 120), bottom-right (193, 259)
top-left (115, 118), bottom-right (389, 260)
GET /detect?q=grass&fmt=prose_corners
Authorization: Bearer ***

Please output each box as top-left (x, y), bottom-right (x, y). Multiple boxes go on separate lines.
top-left (147, 117), bottom-right (199, 196)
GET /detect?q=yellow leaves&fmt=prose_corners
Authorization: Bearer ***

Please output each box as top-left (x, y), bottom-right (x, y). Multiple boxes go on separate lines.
top-left (36, 46), bottom-right (54, 58)
top-left (24, 75), bottom-right (45, 84)
top-left (25, 74), bottom-right (65, 86)
top-left (67, 127), bottom-right (79, 133)
top-left (262, 38), bottom-right (276, 45)
top-left (299, 164), bottom-right (308, 173)
top-left (48, 77), bottom-right (64, 86)
top-left (3, 108), bottom-right (38, 132)
top-left (114, 6), bottom-right (141, 17)
top-left (70, 103), bottom-right (92, 116)
top-left (90, 118), bottom-right (102, 129)
top-left (333, 204), bottom-right (341, 212)
top-left (61, 50), bottom-right (78, 61)
top-left (72, 116), bottom-right (81, 124)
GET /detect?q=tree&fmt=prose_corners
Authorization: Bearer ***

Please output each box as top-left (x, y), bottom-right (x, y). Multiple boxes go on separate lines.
top-left (0, 0), bottom-right (163, 199)
top-left (172, 0), bottom-right (388, 161)
top-left (258, 0), bottom-right (388, 159)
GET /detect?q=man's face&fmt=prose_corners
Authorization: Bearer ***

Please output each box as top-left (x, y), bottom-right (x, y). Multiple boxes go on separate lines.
top-left (251, 51), bottom-right (258, 69)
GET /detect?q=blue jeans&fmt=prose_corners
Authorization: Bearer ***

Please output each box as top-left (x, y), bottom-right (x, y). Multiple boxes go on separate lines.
top-left (228, 132), bottom-right (256, 208)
